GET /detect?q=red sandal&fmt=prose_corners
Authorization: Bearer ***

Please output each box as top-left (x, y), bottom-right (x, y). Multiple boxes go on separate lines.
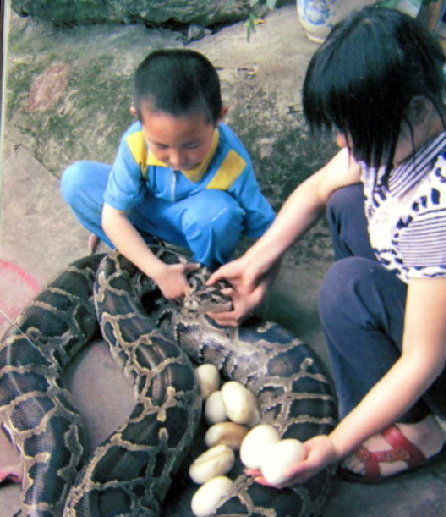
top-left (338, 424), bottom-right (446, 483)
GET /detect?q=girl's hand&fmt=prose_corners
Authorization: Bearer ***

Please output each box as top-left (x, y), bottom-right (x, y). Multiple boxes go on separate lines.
top-left (152, 262), bottom-right (200, 300)
top-left (246, 435), bottom-right (339, 487)
top-left (207, 257), bottom-right (257, 293)
top-left (206, 281), bottom-right (267, 327)
top-left (206, 259), bottom-right (280, 327)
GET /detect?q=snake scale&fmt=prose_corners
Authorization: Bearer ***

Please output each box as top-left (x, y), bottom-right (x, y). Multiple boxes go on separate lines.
top-left (0, 245), bottom-right (337, 517)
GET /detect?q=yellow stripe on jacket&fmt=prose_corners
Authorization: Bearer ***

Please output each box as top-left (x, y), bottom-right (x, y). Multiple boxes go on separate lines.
top-left (206, 150), bottom-right (246, 190)
top-left (125, 131), bottom-right (148, 174)
top-left (125, 130), bottom-right (246, 190)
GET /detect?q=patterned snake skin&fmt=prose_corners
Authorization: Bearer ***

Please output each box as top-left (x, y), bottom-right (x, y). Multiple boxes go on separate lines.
top-left (0, 245), bottom-right (337, 516)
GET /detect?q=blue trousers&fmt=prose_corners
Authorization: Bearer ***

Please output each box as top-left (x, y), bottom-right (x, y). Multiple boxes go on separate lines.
top-left (320, 184), bottom-right (446, 422)
top-left (61, 161), bottom-right (245, 270)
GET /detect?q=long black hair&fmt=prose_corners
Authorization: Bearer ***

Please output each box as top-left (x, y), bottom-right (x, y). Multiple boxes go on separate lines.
top-left (133, 49), bottom-right (222, 125)
top-left (303, 6), bottom-right (446, 172)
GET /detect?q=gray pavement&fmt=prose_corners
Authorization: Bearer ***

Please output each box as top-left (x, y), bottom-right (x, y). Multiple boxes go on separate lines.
top-left (2, 145), bottom-right (446, 517)
top-left (2, 6), bottom-right (446, 516)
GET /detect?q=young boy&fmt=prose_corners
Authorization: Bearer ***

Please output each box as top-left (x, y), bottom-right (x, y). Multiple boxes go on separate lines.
top-left (61, 49), bottom-right (275, 300)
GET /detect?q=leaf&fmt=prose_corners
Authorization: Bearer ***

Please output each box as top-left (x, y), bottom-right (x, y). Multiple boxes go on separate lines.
top-left (245, 13), bottom-right (258, 41)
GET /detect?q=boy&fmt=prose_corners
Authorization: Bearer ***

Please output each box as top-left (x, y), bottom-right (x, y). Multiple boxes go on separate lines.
top-left (61, 49), bottom-right (275, 300)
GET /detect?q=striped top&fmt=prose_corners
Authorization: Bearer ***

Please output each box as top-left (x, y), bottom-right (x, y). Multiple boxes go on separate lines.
top-left (103, 121), bottom-right (274, 238)
top-left (362, 130), bottom-right (446, 282)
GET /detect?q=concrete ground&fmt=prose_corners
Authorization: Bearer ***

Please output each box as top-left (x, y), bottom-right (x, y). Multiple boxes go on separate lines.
top-left (2, 148), bottom-right (446, 517)
top-left (2, 5), bottom-right (446, 517)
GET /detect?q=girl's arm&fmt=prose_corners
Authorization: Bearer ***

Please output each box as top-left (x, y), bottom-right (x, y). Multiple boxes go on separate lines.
top-left (274, 275), bottom-right (446, 484)
top-left (101, 203), bottom-right (197, 299)
top-left (207, 148), bottom-right (361, 325)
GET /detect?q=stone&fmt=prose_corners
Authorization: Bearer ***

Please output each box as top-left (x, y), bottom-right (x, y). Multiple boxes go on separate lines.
top-left (11, 0), bottom-right (293, 27)
top-left (25, 63), bottom-right (70, 113)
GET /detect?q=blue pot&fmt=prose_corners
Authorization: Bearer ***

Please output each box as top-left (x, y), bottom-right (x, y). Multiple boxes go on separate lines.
top-left (297, 0), bottom-right (376, 43)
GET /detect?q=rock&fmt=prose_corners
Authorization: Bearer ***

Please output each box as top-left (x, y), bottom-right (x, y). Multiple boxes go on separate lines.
top-left (11, 0), bottom-right (293, 27)
top-left (186, 24), bottom-right (212, 43)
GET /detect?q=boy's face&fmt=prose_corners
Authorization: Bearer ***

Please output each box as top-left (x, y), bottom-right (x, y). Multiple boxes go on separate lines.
top-left (139, 108), bottom-right (218, 171)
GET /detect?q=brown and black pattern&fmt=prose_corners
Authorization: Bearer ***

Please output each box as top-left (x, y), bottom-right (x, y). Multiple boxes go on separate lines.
top-left (0, 245), bottom-right (337, 517)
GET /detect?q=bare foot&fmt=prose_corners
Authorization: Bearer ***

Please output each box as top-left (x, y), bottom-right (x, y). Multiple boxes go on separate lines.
top-left (341, 415), bottom-right (445, 478)
top-left (88, 233), bottom-right (99, 254)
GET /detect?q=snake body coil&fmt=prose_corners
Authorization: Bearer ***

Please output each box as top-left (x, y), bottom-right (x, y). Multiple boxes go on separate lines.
top-left (0, 247), bottom-right (337, 516)
top-left (0, 254), bottom-right (101, 516)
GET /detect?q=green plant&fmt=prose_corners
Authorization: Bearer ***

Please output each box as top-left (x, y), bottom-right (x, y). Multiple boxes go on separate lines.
top-left (245, 0), bottom-right (278, 40)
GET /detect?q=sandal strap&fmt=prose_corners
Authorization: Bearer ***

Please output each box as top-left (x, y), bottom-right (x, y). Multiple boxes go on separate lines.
top-left (381, 425), bottom-right (426, 467)
top-left (353, 424), bottom-right (426, 480)
top-left (354, 445), bottom-right (381, 479)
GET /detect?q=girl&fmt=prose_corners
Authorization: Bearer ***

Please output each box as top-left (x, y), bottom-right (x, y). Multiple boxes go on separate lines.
top-left (207, 5), bottom-right (446, 482)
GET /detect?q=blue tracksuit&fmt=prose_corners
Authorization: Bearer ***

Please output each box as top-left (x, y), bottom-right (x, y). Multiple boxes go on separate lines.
top-left (61, 121), bottom-right (274, 269)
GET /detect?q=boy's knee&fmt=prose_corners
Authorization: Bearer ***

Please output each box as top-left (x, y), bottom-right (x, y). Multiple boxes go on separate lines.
top-left (60, 161), bottom-right (93, 203)
top-left (183, 190), bottom-right (243, 233)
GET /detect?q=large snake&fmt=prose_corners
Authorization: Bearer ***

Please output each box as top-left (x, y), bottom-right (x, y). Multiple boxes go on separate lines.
top-left (0, 245), bottom-right (337, 516)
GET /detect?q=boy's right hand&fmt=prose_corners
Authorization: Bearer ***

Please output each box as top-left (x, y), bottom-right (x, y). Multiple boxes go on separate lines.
top-left (152, 262), bottom-right (200, 300)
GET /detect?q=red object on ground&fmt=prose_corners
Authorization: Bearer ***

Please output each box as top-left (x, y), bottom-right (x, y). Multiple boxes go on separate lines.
top-left (0, 259), bottom-right (40, 338)
top-left (0, 259), bottom-right (40, 484)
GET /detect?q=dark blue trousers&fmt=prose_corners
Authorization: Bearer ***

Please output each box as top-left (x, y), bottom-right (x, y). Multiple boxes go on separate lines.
top-left (319, 184), bottom-right (446, 422)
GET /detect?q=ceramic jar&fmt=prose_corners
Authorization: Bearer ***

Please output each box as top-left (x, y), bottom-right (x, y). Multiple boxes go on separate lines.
top-left (296, 0), bottom-right (376, 43)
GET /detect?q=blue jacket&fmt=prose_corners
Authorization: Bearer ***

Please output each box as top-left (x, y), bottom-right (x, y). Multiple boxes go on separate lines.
top-left (104, 121), bottom-right (274, 238)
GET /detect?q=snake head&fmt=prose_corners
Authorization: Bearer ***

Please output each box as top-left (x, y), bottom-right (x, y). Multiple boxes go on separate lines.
top-left (183, 268), bottom-right (233, 313)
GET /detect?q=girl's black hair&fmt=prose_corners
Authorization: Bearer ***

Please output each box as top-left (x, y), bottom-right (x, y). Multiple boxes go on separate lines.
top-left (133, 49), bottom-right (222, 125)
top-left (303, 6), bottom-right (446, 171)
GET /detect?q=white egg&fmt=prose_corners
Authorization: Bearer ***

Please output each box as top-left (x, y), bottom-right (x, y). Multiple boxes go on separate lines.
top-left (189, 444), bottom-right (235, 485)
top-left (191, 475), bottom-right (234, 517)
top-left (205, 421), bottom-right (249, 449)
top-left (260, 438), bottom-right (305, 485)
top-left (221, 381), bottom-right (257, 425)
top-left (204, 390), bottom-right (227, 424)
top-left (196, 364), bottom-right (221, 399)
top-left (239, 424), bottom-right (280, 469)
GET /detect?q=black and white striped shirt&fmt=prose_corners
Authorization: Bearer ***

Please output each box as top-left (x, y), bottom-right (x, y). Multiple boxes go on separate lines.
top-left (362, 131), bottom-right (446, 282)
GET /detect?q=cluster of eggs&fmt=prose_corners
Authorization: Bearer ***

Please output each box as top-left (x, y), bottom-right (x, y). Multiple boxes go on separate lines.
top-left (189, 364), bottom-right (305, 517)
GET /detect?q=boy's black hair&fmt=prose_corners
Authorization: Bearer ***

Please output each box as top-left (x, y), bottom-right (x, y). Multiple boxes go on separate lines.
top-left (133, 49), bottom-right (222, 125)
top-left (303, 6), bottom-right (446, 172)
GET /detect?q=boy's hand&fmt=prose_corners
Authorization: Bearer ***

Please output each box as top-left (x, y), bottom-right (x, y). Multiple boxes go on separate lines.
top-left (152, 262), bottom-right (200, 300)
